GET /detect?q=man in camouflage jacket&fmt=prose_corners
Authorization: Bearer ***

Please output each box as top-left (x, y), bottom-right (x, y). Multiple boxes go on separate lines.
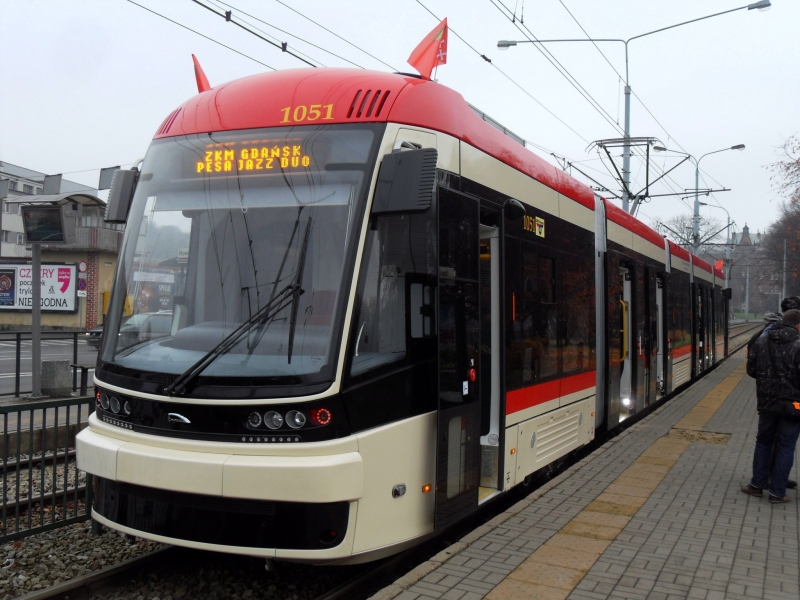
top-left (741, 309), bottom-right (800, 503)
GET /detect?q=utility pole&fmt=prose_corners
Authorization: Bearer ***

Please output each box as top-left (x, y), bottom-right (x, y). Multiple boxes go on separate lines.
top-left (745, 262), bottom-right (750, 322)
top-left (31, 243), bottom-right (42, 397)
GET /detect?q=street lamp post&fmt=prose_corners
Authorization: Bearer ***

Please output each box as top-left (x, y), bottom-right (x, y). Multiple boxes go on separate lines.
top-left (692, 146), bottom-right (744, 253)
top-left (652, 144), bottom-right (744, 254)
top-left (699, 201), bottom-right (733, 289)
top-left (497, 0), bottom-right (770, 213)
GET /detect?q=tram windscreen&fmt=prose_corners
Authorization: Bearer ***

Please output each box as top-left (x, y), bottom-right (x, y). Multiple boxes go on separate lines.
top-left (101, 124), bottom-right (381, 389)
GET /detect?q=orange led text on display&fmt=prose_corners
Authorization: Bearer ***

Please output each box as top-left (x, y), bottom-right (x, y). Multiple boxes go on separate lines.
top-left (196, 146), bottom-right (311, 174)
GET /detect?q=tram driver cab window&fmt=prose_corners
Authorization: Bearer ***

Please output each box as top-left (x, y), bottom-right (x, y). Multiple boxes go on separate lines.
top-left (349, 210), bottom-right (436, 378)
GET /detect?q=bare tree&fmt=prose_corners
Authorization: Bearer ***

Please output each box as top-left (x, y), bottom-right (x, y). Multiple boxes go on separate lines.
top-left (768, 134), bottom-right (800, 205)
top-left (650, 213), bottom-right (726, 258)
top-left (757, 202), bottom-right (800, 297)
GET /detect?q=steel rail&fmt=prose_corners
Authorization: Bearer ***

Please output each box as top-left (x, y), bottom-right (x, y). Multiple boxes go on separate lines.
top-left (15, 546), bottom-right (181, 600)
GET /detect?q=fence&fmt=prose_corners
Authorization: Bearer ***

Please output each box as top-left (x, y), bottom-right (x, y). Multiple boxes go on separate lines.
top-left (0, 331), bottom-right (95, 398)
top-left (0, 396), bottom-right (94, 543)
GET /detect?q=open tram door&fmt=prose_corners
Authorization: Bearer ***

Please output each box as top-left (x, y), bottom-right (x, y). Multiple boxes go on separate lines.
top-left (434, 188), bottom-right (481, 531)
top-left (619, 264), bottom-right (634, 421)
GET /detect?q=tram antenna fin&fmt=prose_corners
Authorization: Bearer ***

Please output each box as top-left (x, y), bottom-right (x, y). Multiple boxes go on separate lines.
top-left (192, 54), bottom-right (212, 93)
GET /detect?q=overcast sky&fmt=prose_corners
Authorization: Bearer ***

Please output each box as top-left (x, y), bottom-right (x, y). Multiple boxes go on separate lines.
top-left (2, 0), bottom-right (797, 235)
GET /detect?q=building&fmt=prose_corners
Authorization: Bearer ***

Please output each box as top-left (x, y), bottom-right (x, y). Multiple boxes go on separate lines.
top-left (0, 162), bottom-right (124, 331)
top-left (726, 223), bottom-right (780, 317)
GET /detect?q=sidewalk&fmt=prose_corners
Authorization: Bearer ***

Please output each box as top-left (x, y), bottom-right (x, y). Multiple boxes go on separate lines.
top-left (372, 352), bottom-right (799, 600)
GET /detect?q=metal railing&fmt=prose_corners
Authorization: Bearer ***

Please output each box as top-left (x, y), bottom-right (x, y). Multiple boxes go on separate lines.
top-left (0, 396), bottom-right (94, 543)
top-left (0, 331), bottom-right (95, 398)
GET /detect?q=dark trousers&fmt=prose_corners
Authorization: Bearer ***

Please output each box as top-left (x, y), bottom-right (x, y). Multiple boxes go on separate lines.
top-left (751, 411), bottom-right (800, 497)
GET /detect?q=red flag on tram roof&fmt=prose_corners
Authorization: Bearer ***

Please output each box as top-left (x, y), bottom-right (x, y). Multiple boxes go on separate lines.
top-left (192, 54), bottom-right (211, 93)
top-left (407, 18), bottom-right (448, 80)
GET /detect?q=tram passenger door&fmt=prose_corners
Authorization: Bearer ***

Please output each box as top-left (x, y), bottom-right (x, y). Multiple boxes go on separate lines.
top-left (479, 224), bottom-right (501, 499)
top-left (435, 188), bottom-right (481, 531)
top-left (656, 276), bottom-right (665, 397)
top-left (644, 269), bottom-right (658, 405)
top-left (619, 265), bottom-right (633, 421)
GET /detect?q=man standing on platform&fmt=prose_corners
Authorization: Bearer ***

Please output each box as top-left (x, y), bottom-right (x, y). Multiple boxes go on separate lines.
top-left (742, 309), bottom-right (800, 504)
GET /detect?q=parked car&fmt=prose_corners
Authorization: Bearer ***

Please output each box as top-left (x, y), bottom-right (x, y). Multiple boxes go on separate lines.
top-left (85, 324), bottom-right (104, 349)
top-left (117, 311), bottom-right (173, 349)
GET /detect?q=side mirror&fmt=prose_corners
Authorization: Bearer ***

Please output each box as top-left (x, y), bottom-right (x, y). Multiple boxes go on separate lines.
top-left (504, 198), bottom-right (526, 221)
top-left (371, 148), bottom-right (437, 215)
top-left (723, 288), bottom-right (732, 300)
top-left (105, 169), bottom-right (139, 223)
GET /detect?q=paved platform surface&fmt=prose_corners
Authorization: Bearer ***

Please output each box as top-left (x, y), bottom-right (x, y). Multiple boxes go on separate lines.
top-left (372, 352), bottom-right (800, 600)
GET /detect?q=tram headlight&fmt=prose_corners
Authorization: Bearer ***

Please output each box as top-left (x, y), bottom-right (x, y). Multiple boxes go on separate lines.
top-left (264, 411), bottom-right (284, 429)
top-left (123, 400), bottom-right (132, 416)
top-left (622, 397), bottom-right (631, 407)
top-left (286, 410), bottom-right (306, 429)
top-left (100, 393), bottom-right (110, 411)
top-left (110, 397), bottom-right (121, 414)
top-left (247, 411), bottom-right (262, 428)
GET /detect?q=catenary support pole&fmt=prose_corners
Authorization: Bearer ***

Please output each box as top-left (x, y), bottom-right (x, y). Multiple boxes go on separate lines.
top-left (622, 85), bottom-right (631, 213)
top-left (31, 243), bottom-right (42, 397)
top-left (693, 164), bottom-right (701, 254)
top-left (745, 262), bottom-right (750, 322)
top-left (724, 216), bottom-right (731, 289)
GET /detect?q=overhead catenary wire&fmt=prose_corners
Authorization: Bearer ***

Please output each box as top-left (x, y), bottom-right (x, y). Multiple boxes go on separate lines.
top-left (414, 0), bottom-right (589, 144)
top-left (125, 0), bottom-right (275, 70)
top-left (555, 0), bottom-right (699, 162)
top-left (538, 0), bottom-right (715, 205)
top-left (204, 0), bottom-right (327, 67)
top-left (490, 0), bottom-right (626, 137)
top-left (271, 0), bottom-right (399, 72)
top-left (190, 0), bottom-right (317, 67)
top-left (213, 0), bottom-right (366, 69)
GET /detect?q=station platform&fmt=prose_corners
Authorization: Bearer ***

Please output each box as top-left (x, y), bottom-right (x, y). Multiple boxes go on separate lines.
top-left (372, 351), bottom-right (800, 600)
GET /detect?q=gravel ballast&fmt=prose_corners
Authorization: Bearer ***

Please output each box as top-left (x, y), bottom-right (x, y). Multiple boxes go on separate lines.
top-left (1, 521), bottom-right (161, 599)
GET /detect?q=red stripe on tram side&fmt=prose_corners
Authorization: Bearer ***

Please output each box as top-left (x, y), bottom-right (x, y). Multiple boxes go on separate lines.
top-left (672, 344), bottom-right (692, 358)
top-left (506, 370), bottom-right (597, 415)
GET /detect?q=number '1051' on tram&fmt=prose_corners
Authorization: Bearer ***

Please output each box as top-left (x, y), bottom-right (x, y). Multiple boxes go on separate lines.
top-left (77, 68), bottom-right (729, 564)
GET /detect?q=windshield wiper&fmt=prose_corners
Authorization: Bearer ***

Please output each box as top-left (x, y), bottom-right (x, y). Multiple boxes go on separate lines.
top-left (164, 284), bottom-right (297, 396)
top-left (287, 216), bottom-right (312, 364)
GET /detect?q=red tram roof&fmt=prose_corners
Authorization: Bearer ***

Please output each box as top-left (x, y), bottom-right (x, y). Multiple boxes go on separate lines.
top-left (604, 201), bottom-right (665, 249)
top-left (668, 240), bottom-right (691, 262)
top-left (153, 68), bottom-right (594, 210)
top-left (694, 255), bottom-right (713, 275)
top-left (154, 67), bottom-right (710, 270)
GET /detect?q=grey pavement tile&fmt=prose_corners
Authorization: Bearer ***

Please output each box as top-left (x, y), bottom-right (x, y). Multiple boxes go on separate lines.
top-left (377, 357), bottom-right (800, 600)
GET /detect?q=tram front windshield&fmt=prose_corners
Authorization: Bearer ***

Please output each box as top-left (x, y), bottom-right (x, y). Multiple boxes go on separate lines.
top-left (101, 125), bottom-right (379, 388)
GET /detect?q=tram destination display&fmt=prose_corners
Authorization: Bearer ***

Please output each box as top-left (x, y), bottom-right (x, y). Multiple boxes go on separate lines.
top-left (0, 263), bottom-right (77, 312)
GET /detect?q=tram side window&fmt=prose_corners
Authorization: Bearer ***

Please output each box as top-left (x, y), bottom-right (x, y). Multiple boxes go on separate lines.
top-left (668, 272), bottom-right (691, 352)
top-left (505, 239), bottom-right (558, 389)
top-left (349, 212), bottom-right (436, 377)
top-left (560, 252), bottom-right (596, 376)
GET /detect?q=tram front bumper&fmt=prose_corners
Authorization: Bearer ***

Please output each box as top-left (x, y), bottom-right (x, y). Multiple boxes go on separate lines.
top-left (76, 421), bottom-right (364, 503)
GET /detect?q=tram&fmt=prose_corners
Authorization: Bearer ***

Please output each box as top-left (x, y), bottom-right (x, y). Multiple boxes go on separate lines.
top-left (77, 68), bottom-right (729, 564)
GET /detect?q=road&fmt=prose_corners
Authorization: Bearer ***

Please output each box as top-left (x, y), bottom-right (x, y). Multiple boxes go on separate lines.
top-left (0, 337), bottom-right (98, 398)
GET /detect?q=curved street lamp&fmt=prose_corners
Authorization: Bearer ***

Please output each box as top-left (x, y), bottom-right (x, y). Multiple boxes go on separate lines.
top-left (653, 144), bottom-right (745, 254)
top-left (497, 1), bottom-right (769, 213)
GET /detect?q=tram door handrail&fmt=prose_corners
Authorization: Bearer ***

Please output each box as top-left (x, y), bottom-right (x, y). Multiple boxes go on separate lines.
top-left (620, 300), bottom-right (629, 361)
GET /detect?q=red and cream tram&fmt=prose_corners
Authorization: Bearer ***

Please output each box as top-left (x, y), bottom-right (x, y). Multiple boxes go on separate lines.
top-left (77, 68), bottom-right (729, 564)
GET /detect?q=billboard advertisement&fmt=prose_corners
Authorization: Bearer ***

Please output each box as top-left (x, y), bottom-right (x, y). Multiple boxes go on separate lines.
top-left (0, 264), bottom-right (77, 312)
top-left (132, 271), bottom-right (175, 312)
